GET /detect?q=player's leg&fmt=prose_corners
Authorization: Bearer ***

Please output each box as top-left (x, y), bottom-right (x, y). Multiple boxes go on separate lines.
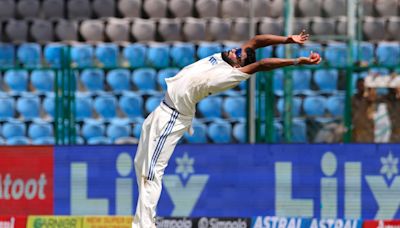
top-left (145, 115), bottom-right (188, 213)
top-left (133, 112), bottom-right (158, 228)
top-left (133, 108), bottom-right (188, 228)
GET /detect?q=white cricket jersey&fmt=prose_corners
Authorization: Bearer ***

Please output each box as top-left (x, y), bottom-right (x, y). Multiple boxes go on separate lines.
top-left (165, 53), bottom-right (251, 116)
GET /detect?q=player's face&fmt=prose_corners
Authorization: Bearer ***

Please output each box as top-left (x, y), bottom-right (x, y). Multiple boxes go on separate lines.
top-left (227, 48), bottom-right (243, 67)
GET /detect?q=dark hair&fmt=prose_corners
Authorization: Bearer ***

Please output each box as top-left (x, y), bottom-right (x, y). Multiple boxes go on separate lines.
top-left (243, 48), bottom-right (256, 66)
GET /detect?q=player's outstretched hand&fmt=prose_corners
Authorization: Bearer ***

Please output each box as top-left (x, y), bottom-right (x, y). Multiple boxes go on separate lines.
top-left (288, 29), bottom-right (310, 44)
top-left (298, 51), bottom-right (322, 65)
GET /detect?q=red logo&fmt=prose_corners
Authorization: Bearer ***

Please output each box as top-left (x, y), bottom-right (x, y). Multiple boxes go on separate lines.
top-left (364, 220), bottom-right (400, 228)
top-left (0, 216), bottom-right (27, 228)
top-left (0, 146), bottom-right (54, 215)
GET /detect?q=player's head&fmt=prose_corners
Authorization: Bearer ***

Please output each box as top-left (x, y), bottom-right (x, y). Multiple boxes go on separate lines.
top-left (222, 48), bottom-right (256, 67)
top-left (356, 78), bottom-right (365, 92)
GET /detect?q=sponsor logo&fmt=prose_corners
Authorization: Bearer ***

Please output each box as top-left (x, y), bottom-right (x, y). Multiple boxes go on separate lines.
top-left (0, 147), bottom-right (53, 215)
top-left (0, 216), bottom-right (27, 228)
top-left (0, 174), bottom-right (47, 200)
top-left (252, 217), bottom-right (360, 228)
top-left (156, 217), bottom-right (193, 228)
top-left (363, 220), bottom-right (400, 228)
top-left (275, 151), bottom-right (400, 219)
top-left (27, 216), bottom-right (82, 228)
top-left (83, 216), bottom-right (132, 228)
top-left (198, 217), bottom-right (249, 228)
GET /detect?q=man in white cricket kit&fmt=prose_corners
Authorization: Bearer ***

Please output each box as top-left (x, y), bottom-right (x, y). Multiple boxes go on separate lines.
top-left (132, 31), bottom-right (321, 227)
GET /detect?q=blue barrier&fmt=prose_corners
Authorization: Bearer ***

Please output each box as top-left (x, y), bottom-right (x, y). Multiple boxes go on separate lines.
top-left (53, 144), bottom-right (400, 219)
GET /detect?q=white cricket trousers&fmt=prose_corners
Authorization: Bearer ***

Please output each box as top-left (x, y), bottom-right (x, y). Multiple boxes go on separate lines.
top-left (132, 101), bottom-right (192, 228)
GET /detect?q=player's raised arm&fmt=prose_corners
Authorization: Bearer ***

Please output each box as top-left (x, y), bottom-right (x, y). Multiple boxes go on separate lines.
top-left (238, 51), bottom-right (321, 75)
top-left (241, 30), bottom-right (310, 50)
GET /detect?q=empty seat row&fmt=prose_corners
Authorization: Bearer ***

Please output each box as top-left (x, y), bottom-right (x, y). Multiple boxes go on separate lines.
top-left (1, 0), bottom-right (398, 20)
top-left (0, 67), bottom-right (246, 96)
top-left (0, 17), bottom-right (256, 43)
top-left (297, 0), bottom-right (400, 17)
top-left (274, 95), bottom-right (345, 118)
top-left (0, 42), bottom-right (241, 68)
top-left (1, 16), bottom-right (399, 43)
top-left (1, 41), bottom-right (398, 70)
top-left (0, 0), bottom-right (289, 20)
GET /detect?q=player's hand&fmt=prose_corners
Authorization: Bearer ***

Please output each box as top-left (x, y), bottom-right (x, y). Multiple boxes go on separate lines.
top-left (288, 30), bottom-right (309, 44)
top-left (298, 51), bottom-right (322, 65)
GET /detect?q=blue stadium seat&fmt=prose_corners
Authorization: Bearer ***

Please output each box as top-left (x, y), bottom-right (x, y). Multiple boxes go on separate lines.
top-left (272, 69), bottom-right (284, 96)
top-left (369, 67), bottom-right (390, 77)
top-left (80, 68), bottom-right (105, 92)
top-left (303, 95), bottom-right (326, 116)
top-left (376, 42), bottom-right (400, 67)
top-left (32, 136), bottom-right (55, 145)
top-left (75, 92), bottom-right (93, 120)
top-left (291, 118), bottom-right (307, 143)
top-left (277, 97), bottom-right (302, 117)
top-left (198, 96), bottom-right (223, 119)
top-left (276, 44), bottom-right (300, 58)
top-left (17, 43), bottom-right (41, 67)
top-left (87, 136), bottom-right (112, 145)
top-left (119, 91), bottom-right (143, 121)
top-left (232, 121), bottom-right (246, 143)
top-left (259, 46), bottom-right (273, 58)
top-left (95, 43), bottom-right (119, 68)
top-left (2, 119), bottom-right (26, 139)
top-left (4, 69), bottom-right (28, 94)
top-left (292, 69), bottom-right (313, 95)
top-left (0, 43), bottom-right (15, 67)
top-left (16, 94), bottom-right (40, 120)
top-left (238, 80), bottom-right (247, 92)
top-left (43, 92), bottom-right (56, 119)
top-left (299, 43), bottom-right (323, 58)
top-left (274, 120), bottom-right (283, 143)
top-left (197, 42), bottom-right (223, 59)
top-left (133, 121), bottom-right (143, 138)
top-left (157, 68), bottom-right (179, 91)
top-left (145, 95), bottom-right (163, 114)
top-left (326, 95), bottom-right (344, 117)
top-left (28, 120), bottom-right (53, 139)
top-left (184, 120), bottom-right (208, 143)
top-left (82, 119), bottom-right (105, 140)
top-left (0, 96), bottom-right (15, 120)
top-left (44, 43), bottom-right (67, 67)
top-left (314, 69), bottom-right (339, 92)
top-left (170, 42), bottom-right (195, 68)
top-left (223, 96), bottom-right (246, 119)
top-left (31, 69), bottom-right (55, 93)
top-left (94, 94), bottom-right (117, 120)
top-left (207, 119), bottom-right (232, 143)
top-left (6, 136), bottom-right (30, 145)
top-left (71, 44), bottom-right (94, 67)
top-left (123, 43), bottom-right (147, 68)
top-left (146, 43), bottom-right (170, 69)
top-left (132, 68), bottom-right (158, 94)
top-left (107, 121), bottom-right (130, 142)
top-left (260, 120), bottom-right (284, 143)
top-left (352, 42), bottom-right (374, 64)
top-left (107, 68), bottom-right (131, 92)
top-left (324, 42), bottom-right (348, 67)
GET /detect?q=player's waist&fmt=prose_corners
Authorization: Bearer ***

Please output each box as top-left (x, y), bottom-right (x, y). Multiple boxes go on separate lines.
top-left (161, 93), bottom-right (193, 120)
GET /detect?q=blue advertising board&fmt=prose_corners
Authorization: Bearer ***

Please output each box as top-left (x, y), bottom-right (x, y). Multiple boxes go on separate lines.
top-left (54, 144), bottom-right (400, 219)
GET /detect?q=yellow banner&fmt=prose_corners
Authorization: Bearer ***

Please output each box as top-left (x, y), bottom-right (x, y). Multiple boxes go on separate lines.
top-left (27, 216), bottom-right (83, 228)
top-left (82, 216), bottom-right (133, 228)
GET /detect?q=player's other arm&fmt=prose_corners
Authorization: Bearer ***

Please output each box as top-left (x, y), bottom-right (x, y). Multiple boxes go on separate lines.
top-left (242, 30), bottom-right (309, 50)
top-left (238, 52), bottom-right (321, 75)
